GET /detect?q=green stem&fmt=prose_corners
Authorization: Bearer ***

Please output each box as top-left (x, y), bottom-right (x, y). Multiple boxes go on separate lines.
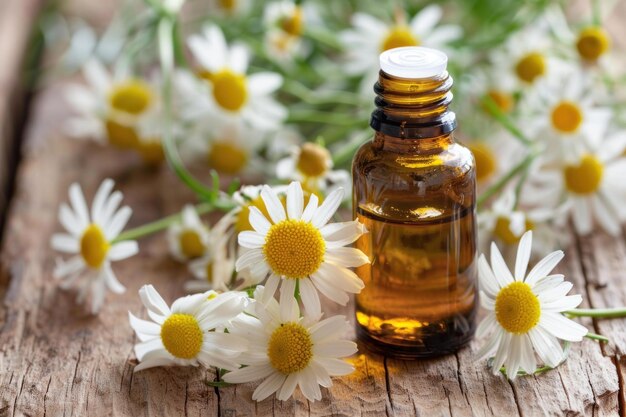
top-left (585, 332), bottom-right (609, 343)
top-left (294, 279), bottom-right (301, 302)
top-left (592, 0), bottom-right (601, 26)
top-left (477, 152), bottom-right (537, 208)
top-left (282, 80), bottom-right (363, 106)
top-left (158, 17), bottom-right (216, 202)
top-left (113, 203), bottom-right (214, 243)
top-left (481, 96), bottom-right (533, 147)
top-left (287, 111), bottom-right (361, 126)
top-left (566, 308), bottom-right (626, 319)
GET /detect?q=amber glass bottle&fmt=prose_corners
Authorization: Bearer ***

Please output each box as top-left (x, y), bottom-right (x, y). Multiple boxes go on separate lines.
top-left (352, 47), bottom-right (477, 359)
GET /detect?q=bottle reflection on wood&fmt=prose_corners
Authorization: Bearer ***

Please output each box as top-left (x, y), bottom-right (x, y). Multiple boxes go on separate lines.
top-left (352, 47), bottom-right (477, 359)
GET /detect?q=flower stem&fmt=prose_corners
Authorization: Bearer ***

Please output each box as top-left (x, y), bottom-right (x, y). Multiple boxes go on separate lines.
top-left (585, 332), bottom-right (609, 343)
top-left (480, 96), bottom-right (533, 147)
top-left (477, 151), bottom-right (537, 208)
top-left (158, 17), bottom-right (218, 203)
top-left (112, 202), bottom-right (215, 243)
top-left (566, 308), bottom-right (626, 319)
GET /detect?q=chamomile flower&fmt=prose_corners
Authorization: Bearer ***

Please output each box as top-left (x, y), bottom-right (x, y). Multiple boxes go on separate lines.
top-left (224, 287), bottom-right (356, 401)
top-left (546, 6), bottom-right (612, 67)
top-left (523, 132), bottom-right (626, 236)
top-left (181, 120), bottom-right (265, 176)
top-left (476, 231), bottom-right (588, 380)
top-left (521, 68), bottom-right (611, 162)
top-left (51, 179), bottom-right (138, 313)
top-left (129, 285), bottom-right (248, 372)
top-left (235, 182), bottom-right (369, 319)
top-left (231, 184), bottom-right (289, 233)
top-left (167, 205), bottom-right (211, 261)
top-left (276, 142), bottom-right (350, 197)
top-left (65, 59), bottom-right (163, 149)
top-left (340, 6), bottom-right (462, 93)
top-left (187, 25), bottom-right (287, 131)
top-left (263, 1), bottom-right (319, 64)
top-left (490, 23), bottom-right (561, 89)
top-left (206, 0), bottom-right (251, 17)
top-left (186, 211), bottom-right (238, 293)
top-left (478, 189), bottom-right (567, 258)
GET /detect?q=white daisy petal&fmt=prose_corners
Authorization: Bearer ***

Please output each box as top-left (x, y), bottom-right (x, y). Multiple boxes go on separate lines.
top-left (236, 249), bottom-right (266, 270)
top-left (478, 254), bottom-right (500, 297)
top-left (224, 364), bottom-right (274, 384)
top-left (286, 181), bottom-right (304, 220)
top-left (248, 72), bottom-right (283, 96)
top-left (299, 278), bottom-right (322, 320)
top-left (261, 185), bottom-right (286, 224)
top-left (475, 326), bottom-right (502, 360)
top-left (91, 179), bottom-right (114, 225)
top-left (59, 203), bottom-right (82, 236)
top-left (69, 183), bottom-right (90, 226)
top-left (249, 206), bottom-right (272, 235)
top-left (514, 231), bottom-right (532, 281)
top-left (252, 372), bottom-right (286, 401)
top-left (312, 188), bottom-right (343, 228)
top-left (490, 242), bottom-right (515, 287)
top-left (51, 234), bottom-right (79, 254)
top-left (525, 250), bottom-right (564, 286)
top-left (301, 193), bottom-right (319, 222)
top-left (539, 313), bottom-right (588, 342)
top-left (108, 241), bottom-right (139, 261)
top-left (410, 5), bottom-right (443, 37)
top-left (325, 247), bottom-right (369, 268)
top-left (105, 206), bottom-right (132, 240)
top-left (277, 373), bottom-right (299, 401)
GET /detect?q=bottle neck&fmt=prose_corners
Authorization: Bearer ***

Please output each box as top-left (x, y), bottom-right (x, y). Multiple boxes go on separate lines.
top-left (370, 70), bottom-right (457, 140)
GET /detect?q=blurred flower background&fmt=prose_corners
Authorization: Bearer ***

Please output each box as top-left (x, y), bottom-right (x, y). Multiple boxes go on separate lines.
top-left (14, 0), bottom-right (626, 399)
top-left (35, 0), bottom-right (626, 263)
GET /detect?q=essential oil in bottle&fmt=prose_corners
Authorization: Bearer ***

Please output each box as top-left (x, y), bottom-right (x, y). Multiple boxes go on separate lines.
top-left (352, 47), bottom-right (477, 359)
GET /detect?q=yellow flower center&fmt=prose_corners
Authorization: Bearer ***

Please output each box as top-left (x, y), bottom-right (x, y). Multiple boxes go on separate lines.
top-left (160, 313), bottom-right (203, 359)
top-left (467, 143), bottom-right (497, 182)
top-left (211, 69), bottom-right (248, 112)
top-left (205, 262), bottom-right (214, 284)
top-left (495, 281), bottom-right (541, 334)
top-left (485, 90), bottom-right (514, 114)
top-left (179, 229), bottom-right (206, 259)
top-left (564, 154), bottom-right (604, 195)
top-left (105, 120), bottom-right (140, 149)
top-left (515, 52), bottom-right (546, 83)
top-left (263, 219), bottom-right (325, 278)
top-left (576, 27), bottom-right (610, 61)
top-left (80, 224), bottom-right (110, 268)
top-left (280, 7), bottom-right (304, 36)
top-left (268, 322), bottom-right (313, 374)
top-left (219, 0), bottom-right (236, 11)
top-left (207, 141), bottom-right (249, 175)
top-left (297, 143), bottom-right (330, 178)
top-left (109, 81), bottom-right (152, 115)
top-left (493, 217), bottom-right (534, 245)
top-left (551, 101), bottom-right (583, 134)
top-left (381, 26), bottom-right (419, 52)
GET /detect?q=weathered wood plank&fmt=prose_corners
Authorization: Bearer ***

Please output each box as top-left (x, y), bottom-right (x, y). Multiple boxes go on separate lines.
top-left (1, 83), bottom-right (626, 417)
top-left (0, 0), bottom-right (44, 233)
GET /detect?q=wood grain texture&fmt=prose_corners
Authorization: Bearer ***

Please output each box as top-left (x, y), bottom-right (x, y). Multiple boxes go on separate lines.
top-left (0, 0), bottom-right (44, 233)
top-left (0, 80), bottom-right (625, 417)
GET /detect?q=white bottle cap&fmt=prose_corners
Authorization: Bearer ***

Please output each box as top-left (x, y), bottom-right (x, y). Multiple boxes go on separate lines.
top-left (379, 46), bottom-right (448, 79)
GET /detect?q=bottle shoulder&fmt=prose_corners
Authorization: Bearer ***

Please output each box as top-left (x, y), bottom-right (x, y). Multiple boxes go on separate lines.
top-left (353, 136), bottom-right (475, 176)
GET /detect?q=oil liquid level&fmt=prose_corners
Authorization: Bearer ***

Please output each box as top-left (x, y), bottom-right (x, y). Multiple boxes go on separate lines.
top-left (355, 204), bottom-right (478, 359)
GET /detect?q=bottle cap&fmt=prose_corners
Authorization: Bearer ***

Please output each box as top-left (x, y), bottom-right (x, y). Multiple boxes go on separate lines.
top-left (379, 46), bottom-right (448, 79)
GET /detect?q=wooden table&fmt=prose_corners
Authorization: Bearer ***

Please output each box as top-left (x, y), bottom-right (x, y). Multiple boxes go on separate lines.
top-left (2, 3), bottom-right (626, 417)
